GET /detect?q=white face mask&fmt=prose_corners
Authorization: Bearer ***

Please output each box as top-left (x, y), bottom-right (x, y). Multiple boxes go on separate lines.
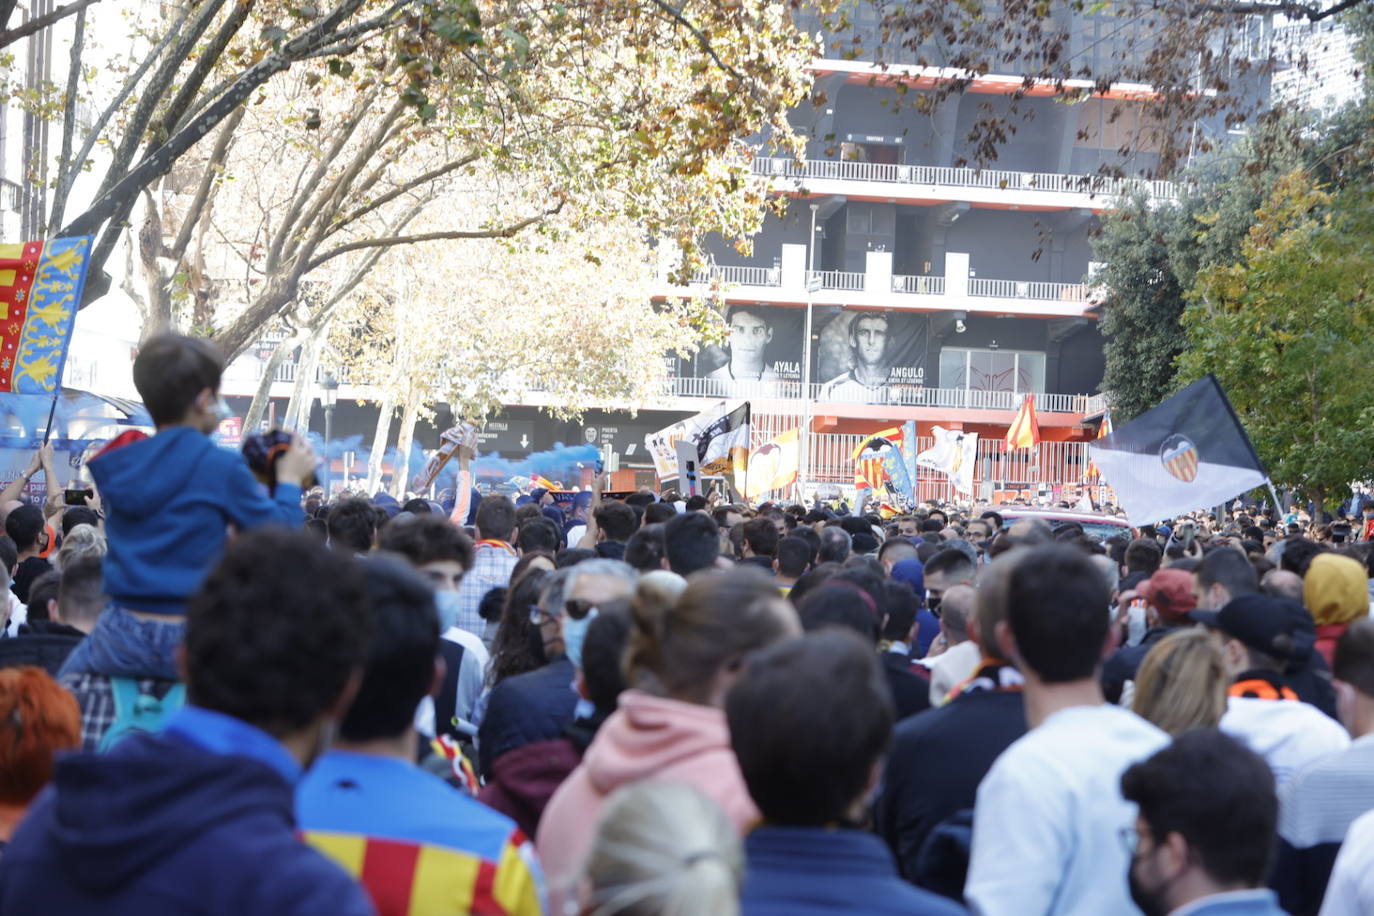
top-left (211, 397), bottom-right (233, 422)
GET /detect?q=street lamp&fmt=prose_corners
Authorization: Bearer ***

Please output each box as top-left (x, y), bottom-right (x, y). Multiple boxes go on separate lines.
top-left (798, 203), bottom-right (820, 503)
top-left (321, 373), bottom-right (339, 498)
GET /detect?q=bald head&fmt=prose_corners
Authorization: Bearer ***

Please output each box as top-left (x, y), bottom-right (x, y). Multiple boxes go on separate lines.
top-left (940, 584), bottom-right (976, 644)
top-left (1007, 517), bottom-right (1052, 547)
top-left (1261, 568), bottom-right (1304, 604)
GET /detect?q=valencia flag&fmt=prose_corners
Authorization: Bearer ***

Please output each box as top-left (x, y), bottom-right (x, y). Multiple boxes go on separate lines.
top-left (1087, 375), bottom-right (1266, 525)
top-left (1004, 393), bottom-right (1041, 452)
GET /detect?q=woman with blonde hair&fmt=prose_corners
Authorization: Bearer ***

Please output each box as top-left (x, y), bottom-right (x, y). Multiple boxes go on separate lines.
top-left (54, 523), bottom-right (106, 573)
top-left (579, 782), bottom-right (742, 916)
top-left (1131, 628), bottom-right (1229, 735)
top-left (538, 567), bottom-right (798, 913)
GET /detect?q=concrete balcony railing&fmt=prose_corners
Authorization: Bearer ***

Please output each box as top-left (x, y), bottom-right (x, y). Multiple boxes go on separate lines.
top-left (680, 249), bottom-right (1096, 316)
top-left (754, 156), bottom-right (1177, 203)
top-left (654, 375), bottom-right (1099, 414)
top-left (969, 278), bottom-right (1090, 301)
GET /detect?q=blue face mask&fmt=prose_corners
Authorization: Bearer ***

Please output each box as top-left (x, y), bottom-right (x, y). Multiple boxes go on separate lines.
top-left (562, 607), bottom-right (599, 668)
top-left (434, 590), bottom-right (463, 632)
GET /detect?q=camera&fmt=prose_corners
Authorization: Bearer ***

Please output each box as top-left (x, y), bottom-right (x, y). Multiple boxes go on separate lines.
top-left (242, 430), bottom-right (317, 493)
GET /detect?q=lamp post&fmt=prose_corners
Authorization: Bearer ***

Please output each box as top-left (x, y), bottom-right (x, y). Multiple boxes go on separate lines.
top-left (321, 373), bottom-right (339, 498)
top-left (798, 203), bottom-right (820, 504)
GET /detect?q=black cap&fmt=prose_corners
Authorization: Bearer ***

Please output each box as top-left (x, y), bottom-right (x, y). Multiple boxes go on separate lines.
top-left (1188, 594), bottom-right (1315, 663)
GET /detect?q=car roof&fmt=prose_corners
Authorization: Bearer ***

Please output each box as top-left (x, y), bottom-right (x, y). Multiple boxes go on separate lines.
top-left (980, 506), bottom-right (1132, 528)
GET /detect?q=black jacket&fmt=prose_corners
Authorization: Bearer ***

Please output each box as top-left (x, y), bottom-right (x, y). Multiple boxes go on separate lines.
top-left (1101, 625), bottom-right (1178, 704)
top-left (477, 656), bottom-right (579, 780)
top-left (0, 621), bottom-right (84, 676)
top-left (881, 652), bottom-right (931, 720)
top-left (875, 688), bottom-right (1027, 883)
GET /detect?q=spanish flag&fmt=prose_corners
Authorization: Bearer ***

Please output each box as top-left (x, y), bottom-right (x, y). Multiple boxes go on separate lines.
top-left (1004, 393), bottom-right (1041, 452)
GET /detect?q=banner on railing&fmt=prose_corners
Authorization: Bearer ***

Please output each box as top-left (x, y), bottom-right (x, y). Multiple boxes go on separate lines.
top-left (814, 307), bottom-right (929, 398)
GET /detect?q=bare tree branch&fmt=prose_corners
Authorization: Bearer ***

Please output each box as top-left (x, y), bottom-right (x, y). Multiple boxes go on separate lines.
top-left (304, 202), bottom-right (564, 273)
top-left (1197, 0), bottom-right (1366, 20)
top-left (51, 1), bottom-right (193, 221)
top-left (0, 0), bottom-right (101, 50)
top-left (169, 105), bottom-right (246, 262)
top-left (48, 4), bottom-right (86, 233)
top-left (266, 89), bottom-right (381, 272)
top-left (328, 153), bottom-right (480, 236)
top-left (155, 0), bottom-right (259, 139)
top-left (647, 0), bottom-right (746, 84)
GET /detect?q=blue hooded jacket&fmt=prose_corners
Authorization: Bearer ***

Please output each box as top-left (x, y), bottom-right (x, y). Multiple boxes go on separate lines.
top-left (88, 427), bottom-right (303, 614)
top-left (0, 721), bottom-right (374, 915)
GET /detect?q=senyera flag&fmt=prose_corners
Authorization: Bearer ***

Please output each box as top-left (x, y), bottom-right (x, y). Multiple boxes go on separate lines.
top-left (1087, 375), bottom-right (1266, 526)
top-left (0, 237), bottom-right (94, 394)
top-left (745, 428), bottom-right (800, 500)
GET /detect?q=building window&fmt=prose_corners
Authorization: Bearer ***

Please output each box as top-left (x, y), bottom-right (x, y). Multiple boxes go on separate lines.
top-left (938, 348), bottom-right (1046, 393)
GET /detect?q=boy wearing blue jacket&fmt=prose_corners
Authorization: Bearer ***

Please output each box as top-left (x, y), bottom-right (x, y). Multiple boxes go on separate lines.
top-left (59, 333), bottom-right (316, 750)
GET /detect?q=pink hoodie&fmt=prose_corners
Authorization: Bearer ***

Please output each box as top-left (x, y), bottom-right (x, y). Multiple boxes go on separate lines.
top-left (534, 690), bottom-right (759, 911)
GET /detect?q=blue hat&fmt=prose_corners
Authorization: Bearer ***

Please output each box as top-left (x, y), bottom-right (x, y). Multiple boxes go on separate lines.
top-left (515, 495), bottom-right (534, 507)
top-left (891, 557), bottom-right (925, 595)
top-left (372, 492), bottom-right (401, 518)
top-left (542, 505), bottom-right (565, 526)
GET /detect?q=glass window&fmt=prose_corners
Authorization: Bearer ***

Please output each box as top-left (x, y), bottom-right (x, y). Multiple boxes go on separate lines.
top-left (939, 348), bottom-right (1046, 393)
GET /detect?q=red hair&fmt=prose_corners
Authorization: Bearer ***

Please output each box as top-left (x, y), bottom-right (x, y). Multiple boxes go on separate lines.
top-left (0, 667), bottom-right (80, 805)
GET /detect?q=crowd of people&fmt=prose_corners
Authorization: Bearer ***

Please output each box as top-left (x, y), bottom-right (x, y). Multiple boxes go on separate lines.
top-left (0, 333), bottom-right (1372, 915)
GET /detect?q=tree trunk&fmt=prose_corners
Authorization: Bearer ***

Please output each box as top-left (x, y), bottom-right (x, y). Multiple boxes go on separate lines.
top-left (366, 395), bottom-right (395, 496)
top-left (391, 391), bottom-right (418, 499)
top-left (242, 333), bottom-right (301, 433)
top-left (282, 331), bottom-right (321, 433)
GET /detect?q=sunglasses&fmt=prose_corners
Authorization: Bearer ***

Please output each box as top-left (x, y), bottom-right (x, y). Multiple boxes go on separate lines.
top-left (529, 598), bottom-right (598, 625)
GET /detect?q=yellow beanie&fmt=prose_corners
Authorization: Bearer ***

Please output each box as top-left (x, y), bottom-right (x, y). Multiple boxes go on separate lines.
top-left (1304, 553), bottom-right (1370, 626)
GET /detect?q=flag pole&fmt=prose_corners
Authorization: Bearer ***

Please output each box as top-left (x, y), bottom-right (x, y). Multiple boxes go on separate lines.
top-left (42, 393), bottom-right (59, 445)
top-left (1265, 479), bottom-right (1283, 518)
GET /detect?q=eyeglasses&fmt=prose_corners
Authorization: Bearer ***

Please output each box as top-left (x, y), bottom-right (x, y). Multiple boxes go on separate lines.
top-left (529, 603), bottom-right (555, 626)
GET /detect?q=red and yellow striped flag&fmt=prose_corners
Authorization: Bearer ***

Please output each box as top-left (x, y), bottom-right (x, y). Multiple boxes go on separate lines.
top-left (1085, 410), bottom-right (1113, 480)
top-left (1004, 393), bottom-right (1041, 453)
top-left (0, 236), bottom-right (93, 394)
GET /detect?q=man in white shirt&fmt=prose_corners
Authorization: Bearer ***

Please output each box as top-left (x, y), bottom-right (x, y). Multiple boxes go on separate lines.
top-left (965, 545), bottom-right (1169, 916)
top-left (1188, 594), bottom-right (1349, 789)
top-left (1121, 729), bottom-right (1287, 916)
top-left (1276, 619), bottom-right (1374, 915)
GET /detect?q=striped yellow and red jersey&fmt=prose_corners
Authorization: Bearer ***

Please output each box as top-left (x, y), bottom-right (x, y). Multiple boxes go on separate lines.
top-left (297, 750), bottom-right (545, 916)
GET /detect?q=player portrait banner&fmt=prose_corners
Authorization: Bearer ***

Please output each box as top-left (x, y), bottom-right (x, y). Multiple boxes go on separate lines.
top-left (687, 304), bottom-right (804, 386)
top-left (0, 236), bottom-right (93, 394)
top-left (645, 401), bottom-right (751, 482)
top-left (1087, 375), bottom-right (1267, 526)
top-left (813, 307), bottom-right (928, 400)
